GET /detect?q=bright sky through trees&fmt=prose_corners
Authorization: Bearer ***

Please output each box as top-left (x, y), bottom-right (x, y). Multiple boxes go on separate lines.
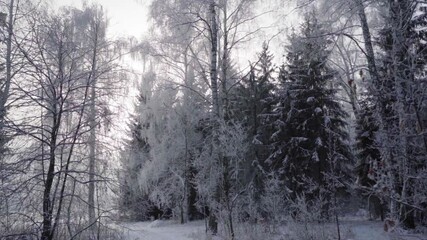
top-left (52, 0), bottom-right (151, 38)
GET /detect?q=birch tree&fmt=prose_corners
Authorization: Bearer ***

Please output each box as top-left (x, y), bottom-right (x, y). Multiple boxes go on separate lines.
top-left (0, 4), bottom-right (122, 238)
top-left (0, 0), bottom-right (17, 232)
top-left (13, 9), bottom-right (92, 239)
top-left (0, 0), bottom-right (14, 156)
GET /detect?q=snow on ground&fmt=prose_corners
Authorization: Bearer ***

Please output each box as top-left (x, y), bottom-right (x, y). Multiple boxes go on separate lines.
top-left (121, 220), bottom-right (206, 240)
top-left (347, 221), bottom-right (390, 240)
top-left (120, 220), bottom-right (427, 240)
top-left (347, 221), bottom-right (427, 240)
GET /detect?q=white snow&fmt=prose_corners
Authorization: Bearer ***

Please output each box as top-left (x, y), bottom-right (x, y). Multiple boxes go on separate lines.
top-left (119, 220), bottom-right (427, 240)
top-left (315, 137), bottom-right (323, 146)
top-left (347, 221), bottom-right (390, 240)
top-left (121, 220), bottom-right (206, 240)
top-left (346, 220), bottom-right (427, 240)
top-left (307, 97), bottom-right (316, 104)
top-left (315, 107), bottom-right (323, 114)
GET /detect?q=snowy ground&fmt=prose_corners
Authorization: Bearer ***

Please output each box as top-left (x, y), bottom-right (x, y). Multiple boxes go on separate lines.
top-left (349, 221), bottom-right (390, 240)
top-left (121, 220), bottom-right (206, 240)
top-left (119, 220), bottom-right (427, 240)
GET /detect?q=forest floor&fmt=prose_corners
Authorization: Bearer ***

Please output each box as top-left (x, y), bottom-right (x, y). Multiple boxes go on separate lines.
top-left (120, 220), bottom-right (205, 240)
top-left (119, 219), bottom-right (427, 240)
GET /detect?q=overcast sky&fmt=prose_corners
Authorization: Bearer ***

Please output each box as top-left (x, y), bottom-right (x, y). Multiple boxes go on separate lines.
top-left (50, 0), bottom-right (303, 71)
top-left (52, 0), bottom-right (151, 39)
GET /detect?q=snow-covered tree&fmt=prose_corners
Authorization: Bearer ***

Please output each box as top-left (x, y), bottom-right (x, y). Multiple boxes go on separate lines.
top-left (354, 97), bottom-right (384, 220)
top-left (194, 119), bottom-right (249, 239)
top-left (230, 43), bottom-right (276, 220)
top-left (119, 77), bottom-right (153, 220)
top-left (123, 62), bottom-right (209, 223)
top-left (0, 4), bottom-right (123, 238)
top-left (269, 13), bottom-right (353, 219)
top-left (148, 0), bottom-right (263, 236)
top-left (370, 0), bottom-right (427, 228)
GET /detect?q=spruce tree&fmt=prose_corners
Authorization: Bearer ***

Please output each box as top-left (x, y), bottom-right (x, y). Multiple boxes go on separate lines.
top-left (229, 43), bottom-right (276, 219)
top-left (354, 97), bottom-right (384, 220)
top-left (119, 73), bottom-right (156, 221)
top-left (120, 108), bottom-right (152, 220)
top-left (270, 14), bottom-right (353, 219)
top-left (233, 43), bottom-right (276, 162)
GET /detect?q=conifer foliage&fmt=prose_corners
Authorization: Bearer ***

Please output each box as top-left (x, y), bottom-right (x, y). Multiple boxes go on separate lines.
top-left (231, 43), bottom-right (276, 219)
top-left (269, 14), bottom-right (352, 217)
top-left (119, 80), bottom-right (153, 220)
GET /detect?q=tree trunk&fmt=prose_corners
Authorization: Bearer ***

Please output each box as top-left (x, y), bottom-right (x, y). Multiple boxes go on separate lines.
top-left (41, 114), bottom-right (60, 240)
top-left (41, 35), bottom-right (65, 240)
top-left (221, 2), bottom-right (229, 120)
top-left (208, 0), bottom-right (220, 235)
top-left (88, 35), bottom-right (98, 237)
top-left (355, 0), bottom-right (400, 221)
top-left (0, 0), bottom-right (14, 123)
top-left (354, 0), bottom-right (379, 88)
top-left (210, 0), bottom-right (219, 118)
top-left (0, 0), bottom-right (14, 232)
top-left (88, 82), bottom-right (97, 235)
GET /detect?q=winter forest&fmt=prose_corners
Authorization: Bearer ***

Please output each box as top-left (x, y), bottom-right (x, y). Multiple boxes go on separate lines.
top-left (0, 0), bottom-right (426, 239)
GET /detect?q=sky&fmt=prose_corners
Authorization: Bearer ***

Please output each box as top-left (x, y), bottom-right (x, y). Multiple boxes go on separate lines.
top-left (52, 0), bottom-right (151, 39)
top-left (50, 0), bottom-right (301, 66)
top-left (51, 0), bottom-right (153, 148)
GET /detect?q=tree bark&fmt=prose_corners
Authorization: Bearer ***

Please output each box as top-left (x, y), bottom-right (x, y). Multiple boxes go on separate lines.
top-left (221, 2), bottom-right (229, 120)
top-left (210, 0), bottom-right (220, 118)
top-left (0, 0), bottom-right (14, 122)
top-left (41, 36), bottom-right (65, 240)
top-left (0, 0), bottom-right (14, 232)
top-left (354, 0), bottom-right (379, 88)
top-left (88, 21), bottom-right (99, 236)
top-left (208, 1), bottom-right (219, 234)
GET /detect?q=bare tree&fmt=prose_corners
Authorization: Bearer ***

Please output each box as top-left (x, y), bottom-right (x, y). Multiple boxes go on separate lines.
top-left (0, 3), bottom-right (122, 238)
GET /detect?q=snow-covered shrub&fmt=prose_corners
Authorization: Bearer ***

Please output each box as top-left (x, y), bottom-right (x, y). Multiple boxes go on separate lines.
top-left (194, 120), bottom-right (250, 237)
top-left (284, 193), bottom-right (351, 240)
top-left (259, 172), bottom-right (287, 233)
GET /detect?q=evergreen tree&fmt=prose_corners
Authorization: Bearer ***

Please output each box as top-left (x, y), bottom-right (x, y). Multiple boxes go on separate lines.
top-left (269, 14), bottom-right (353, 218)
top-left (229, 43), bottom-right (276, 219)
top-left (120, 106), bottom-right (153, 220)
top-left (119, 72), bottom-right (156, 220)
top-left (354, 97), bottom-right (385, 220)
top-left (231, 43), bottom-right (276, 167)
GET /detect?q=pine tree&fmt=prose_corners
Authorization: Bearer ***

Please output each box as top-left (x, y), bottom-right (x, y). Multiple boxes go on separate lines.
top-left (270, 14), bottom-right (353, 219)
